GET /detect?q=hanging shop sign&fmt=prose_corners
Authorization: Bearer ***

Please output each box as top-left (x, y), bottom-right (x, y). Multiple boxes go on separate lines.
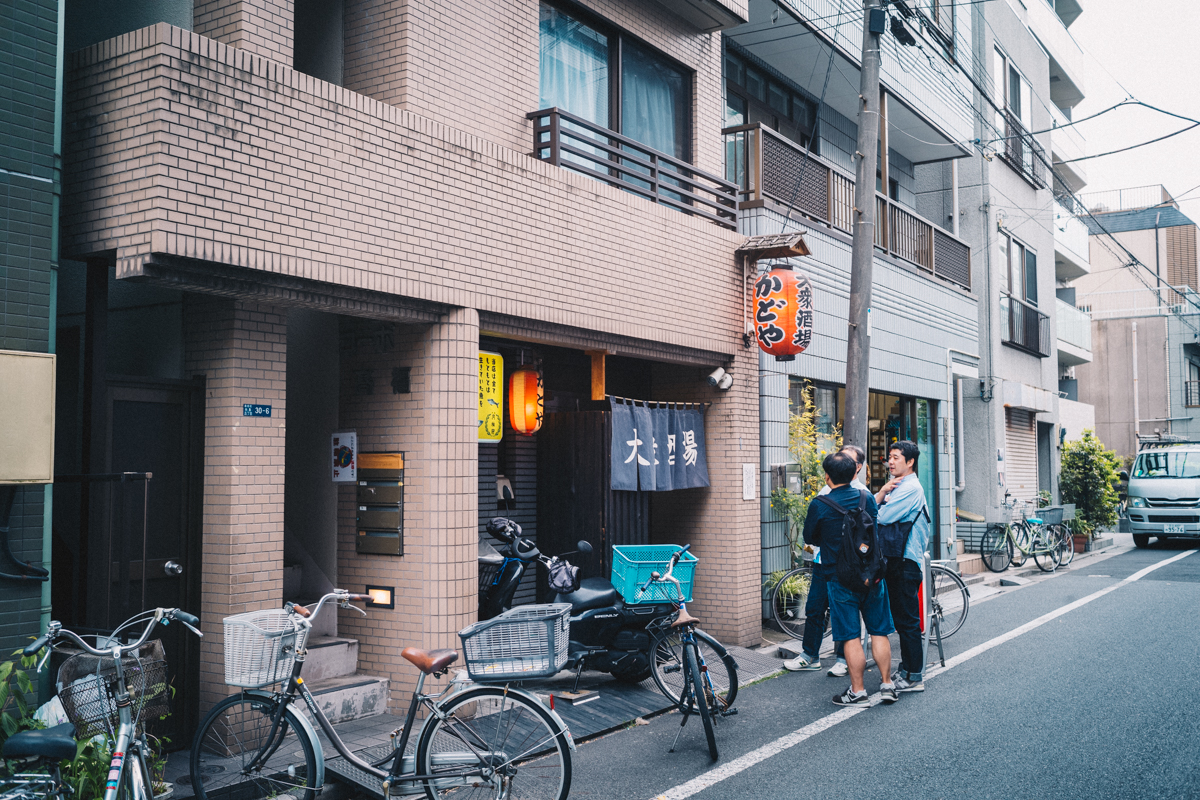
top-left (479, 351), bottom-right (504, 442)
top-left (754, 266), bottom-right (813, 362)
top-left (609, 397), bottom-right (710, 491)
top-left (509, 366), bottom-right (544, 436)
top-left (331, 431), bottom-right (358, 482)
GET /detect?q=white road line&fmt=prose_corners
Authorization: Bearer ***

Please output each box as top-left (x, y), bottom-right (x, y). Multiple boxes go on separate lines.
top-left (650, 548), bottom-right (1195, 800)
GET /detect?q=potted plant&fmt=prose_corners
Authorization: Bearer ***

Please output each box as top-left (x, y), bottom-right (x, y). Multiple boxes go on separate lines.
top-left (1059, 429), bottom-right (1120, 551)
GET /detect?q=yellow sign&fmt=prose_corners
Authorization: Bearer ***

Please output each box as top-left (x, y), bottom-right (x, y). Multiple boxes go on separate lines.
top-left (479, 351), bottom-right (504, 442)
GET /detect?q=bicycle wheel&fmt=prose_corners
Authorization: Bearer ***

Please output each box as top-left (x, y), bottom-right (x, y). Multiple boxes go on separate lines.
top-left (685, 644), bottom-right (718, 762)
top-left (979, 525), bottom-right (1012, 573)
top-left (650, 628), bottom-right (738, 713)
top-left (1056, 524), bottom-right (1076, 567)
top-left (190, 693), bottom-right (317, 800)
top-left (1009, 524), bottom-right (1030, 568)
top-left (927, 565), bottom-right (969, 639)
top-left (126, 747), bottom-right (154, 800)
top-left (770, 566), bottom-right (816, 641)
top-left (1033, 530), bottom-right (1062, 573)
top-left (415, 686), bottom-right (571, 800)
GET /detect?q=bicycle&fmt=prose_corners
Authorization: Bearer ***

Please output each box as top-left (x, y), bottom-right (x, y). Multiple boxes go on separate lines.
top-left (980, 496), bottom-right (1063, 573)
top-left (2, 608), bottom-right (202, 800)
top-left (925, 562), bottom-right (970, 639)
top-left (190, 589), bottom-right (575, 800)
top-left (637, 546), bottom-right (737, 762)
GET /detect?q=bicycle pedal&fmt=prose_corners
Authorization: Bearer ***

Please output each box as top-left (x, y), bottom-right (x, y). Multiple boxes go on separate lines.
top-left (664, 664), bottom-right (681, 674)
top-left (721, 707), bottom-right (739, 717)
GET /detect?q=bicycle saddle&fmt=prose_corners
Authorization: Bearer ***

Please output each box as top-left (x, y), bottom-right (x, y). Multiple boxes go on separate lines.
top-left (2, 723), bottom-right (77, 760)
top-left (401, 647), bottom-right (458, 675)
top-left (1027, 517), bottom-right (1043, 525)
top-left (671, 608), bottom-right (700, 628)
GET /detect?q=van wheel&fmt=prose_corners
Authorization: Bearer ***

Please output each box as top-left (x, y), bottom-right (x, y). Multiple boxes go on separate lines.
top-left (1133, 534), bottom-right (1150, 548)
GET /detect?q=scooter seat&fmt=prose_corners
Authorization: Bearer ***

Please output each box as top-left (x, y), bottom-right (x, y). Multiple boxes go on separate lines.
top-left (2, 723), bottom-right (77, 761)
top-left (558, 577), bottom-right (620, 612)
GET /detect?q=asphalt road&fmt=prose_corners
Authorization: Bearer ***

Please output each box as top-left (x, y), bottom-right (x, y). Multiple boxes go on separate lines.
top-left (566, 540), bottom-right (1200, 800)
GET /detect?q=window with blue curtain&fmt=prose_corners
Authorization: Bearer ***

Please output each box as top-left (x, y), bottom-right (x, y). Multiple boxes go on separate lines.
top-left (538, 2), bottom-right (691, 163)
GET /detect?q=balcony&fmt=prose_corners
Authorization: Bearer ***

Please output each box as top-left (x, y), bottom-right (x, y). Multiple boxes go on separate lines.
top-left (1001, 295), bottom-right (1051, 358)
top-left (1053, 201), bottom-right (1091, 281)
top-left (1049, 107), bottom-right (1088, 192)
top-left (1025, 0), bottom-right (1087, 110)
top-left (1056, 298), bottom-right (1092, 366)
top-left (528, 108), bottom-right (738, 230)
top-left (999, 110), bottom-right (1048, 190)
top-left (723, 122), bottom-right (972, 290)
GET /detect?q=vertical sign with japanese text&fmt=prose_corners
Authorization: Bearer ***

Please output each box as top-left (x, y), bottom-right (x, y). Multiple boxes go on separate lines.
top-left (479, 352), bottom-right (504, 442)
top-left (332, 431), bottom-right (357, 482)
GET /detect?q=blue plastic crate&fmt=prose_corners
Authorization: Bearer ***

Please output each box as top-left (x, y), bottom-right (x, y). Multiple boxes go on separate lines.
top-left (611, 545), bottom-right (698, 604)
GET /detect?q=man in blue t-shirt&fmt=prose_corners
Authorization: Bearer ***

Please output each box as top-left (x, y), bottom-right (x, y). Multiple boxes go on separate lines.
top-left (801, 451), bottom-right (896, 706)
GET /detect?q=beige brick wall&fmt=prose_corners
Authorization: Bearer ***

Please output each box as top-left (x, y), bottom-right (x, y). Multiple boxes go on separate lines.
top-left (61, 23), bottom-right (743, 362)
top-left (336, 313), bottom-right (479, 699)
top-left (183, 295), bottom-right (288, 710)
top-left (343, 0), bottom-right (725, 176)
top-left (195, 0), bottom-right (294, 66)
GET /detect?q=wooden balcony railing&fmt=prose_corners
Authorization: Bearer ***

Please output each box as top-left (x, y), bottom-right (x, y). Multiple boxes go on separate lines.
top-left (529, 108), bottom-right (738, 230)
top-left (723, 122), bottom-right (972, 291)
top-left (999, 109), bottom-right (1048, 190)
top-left (1000, 294), bottom-right (1051, 357)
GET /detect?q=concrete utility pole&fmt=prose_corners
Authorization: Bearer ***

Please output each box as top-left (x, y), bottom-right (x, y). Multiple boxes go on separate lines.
top-left (843, 0), bottom-right (885, 450)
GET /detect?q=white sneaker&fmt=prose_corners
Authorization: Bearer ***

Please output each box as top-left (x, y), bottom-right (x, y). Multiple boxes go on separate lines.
top-left (826, 660), bottom-right (848, 677)
top-left (783, 654), bottom-right (821, 671)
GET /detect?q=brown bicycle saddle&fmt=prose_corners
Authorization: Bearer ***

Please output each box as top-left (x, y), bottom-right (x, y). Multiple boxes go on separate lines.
top-left (671, 608), bottom-right (700, 628)
top-left (401, 647), bottom-right (459, 674)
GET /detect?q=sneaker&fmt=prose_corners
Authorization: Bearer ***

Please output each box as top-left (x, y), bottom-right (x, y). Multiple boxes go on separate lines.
top-left (879, 683), bottom-right (899, 704)
top-left (783, 654), bottom-right (821, 671)
top-left (832, 687), bottom-right (869, 707)
top-left (827, 660), bottom-right (848, 677)
top-left (892, 673), bottom-right (925, 693)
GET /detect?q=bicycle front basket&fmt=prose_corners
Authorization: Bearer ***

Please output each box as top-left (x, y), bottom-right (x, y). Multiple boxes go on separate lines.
top-left (222, 609), bottom-right (309, 688)
top-left (458, 603), bottom-right (570, 681)
top-left (56, 640), bottom-right (170, 739)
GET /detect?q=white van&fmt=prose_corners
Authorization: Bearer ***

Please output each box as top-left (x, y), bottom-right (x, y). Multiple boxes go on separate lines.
top-left (1126, 441), bottom-right (1200, 548)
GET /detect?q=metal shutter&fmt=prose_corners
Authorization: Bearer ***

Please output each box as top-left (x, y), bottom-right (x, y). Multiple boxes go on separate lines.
top-left (1005, 408), bottom-right (1039, 507)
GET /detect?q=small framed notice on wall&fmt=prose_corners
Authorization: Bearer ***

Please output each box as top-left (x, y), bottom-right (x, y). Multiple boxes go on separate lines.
top-left (332, 431), bottom-right (358, 482)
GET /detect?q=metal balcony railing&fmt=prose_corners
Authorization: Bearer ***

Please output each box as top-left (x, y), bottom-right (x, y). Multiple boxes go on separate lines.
top-left (999, 110), bottom-right (1048, 189)
top-left (1001, 294), bottom-right (1051, 357)
top-left (528, 108), bottom-right (738, 230)
top-left (1055, 298), bottom-right (1092, 352)
top-left (723, 122), bottom-right (972, 290)
top-left (1186, 381), bottom-right (1200, 408)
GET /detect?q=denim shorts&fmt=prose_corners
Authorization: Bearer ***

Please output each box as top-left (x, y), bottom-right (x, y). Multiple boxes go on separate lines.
top-left (828, 577), bottom-right (895, 641)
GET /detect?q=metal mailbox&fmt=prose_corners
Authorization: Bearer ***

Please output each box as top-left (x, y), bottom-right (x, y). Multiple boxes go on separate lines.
top-left (356, 452), bottom-right (404, 556)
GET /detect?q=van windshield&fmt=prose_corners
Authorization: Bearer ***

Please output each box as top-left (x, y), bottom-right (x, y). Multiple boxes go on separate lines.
top-left (1132, 451), bottom-right (1200, 479)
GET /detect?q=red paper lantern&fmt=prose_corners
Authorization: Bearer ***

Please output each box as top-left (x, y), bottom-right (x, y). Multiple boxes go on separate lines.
top-left (753, 266), bottom-right (813, 362)
top-left (509, 367), bottom-right (544, 436)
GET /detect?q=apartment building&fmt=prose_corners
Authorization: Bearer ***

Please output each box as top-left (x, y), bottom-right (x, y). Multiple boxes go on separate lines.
top-left (1073, 186), bottom-right (1200, 457)
top-left (44, 0), bottom-right (768, 733)
top-left (919, 0), bottom-right (1094, 522)
top-left (723, 0), bottom-right (980, 591)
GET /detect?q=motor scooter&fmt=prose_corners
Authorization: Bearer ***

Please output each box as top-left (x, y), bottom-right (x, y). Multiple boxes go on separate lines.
top-left (479, 517), bottom-right (677, 682)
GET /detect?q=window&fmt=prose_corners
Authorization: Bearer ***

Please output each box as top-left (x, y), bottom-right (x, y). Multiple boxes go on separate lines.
top-left (993, 47), bottom-right (1037, 177)
top-left (724, 46), bottom-right (817, 148)
top-left (1000, 232), bottom-right (1038, 306)
top-left (539, 2), bottom-right (691, 161)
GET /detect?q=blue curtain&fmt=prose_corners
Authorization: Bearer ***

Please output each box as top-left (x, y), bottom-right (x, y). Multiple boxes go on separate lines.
top-left (539, 4), bottom-right (609, 128)
top-left (621, 39), bottom-right (686, 160)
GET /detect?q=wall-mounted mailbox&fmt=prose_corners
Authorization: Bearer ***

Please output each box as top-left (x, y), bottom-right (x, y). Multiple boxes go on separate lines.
top-left (356, 452), bottom-right (403, 556)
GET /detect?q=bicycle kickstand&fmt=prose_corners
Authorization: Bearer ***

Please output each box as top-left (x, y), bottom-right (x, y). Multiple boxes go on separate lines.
top-left (932, 614), bottom-right (946, 668)
top-left (669, 703), bottom-right (692, 754)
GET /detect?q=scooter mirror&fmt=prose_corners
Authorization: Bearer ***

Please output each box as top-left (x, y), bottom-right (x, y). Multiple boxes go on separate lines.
top-left (577, 541), bottom-right (593, 555)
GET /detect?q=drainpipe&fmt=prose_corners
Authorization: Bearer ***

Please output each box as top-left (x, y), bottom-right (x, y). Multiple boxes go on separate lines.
top-left (1132, 321), bottom-right (1140, 445)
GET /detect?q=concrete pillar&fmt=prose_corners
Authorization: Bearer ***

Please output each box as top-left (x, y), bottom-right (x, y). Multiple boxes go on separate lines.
top-left (195, 0), bottom-right (294, 66)
top-left (184, 296), bottom-right (288, 710)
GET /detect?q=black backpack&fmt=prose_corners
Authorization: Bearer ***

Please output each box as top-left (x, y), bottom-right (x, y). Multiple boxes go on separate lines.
top-left (879, 504), bottom-right (931, 560)
top-left (818, 491), bottom-right (885, 593)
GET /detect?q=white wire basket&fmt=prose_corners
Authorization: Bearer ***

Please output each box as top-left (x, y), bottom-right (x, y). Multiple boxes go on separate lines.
top-left (458, 603), bottom-right (570, 682)
top-left (222, 609), bottom-right (309, 688)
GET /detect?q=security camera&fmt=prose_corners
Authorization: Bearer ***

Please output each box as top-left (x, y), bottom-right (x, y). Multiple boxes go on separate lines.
top-left (707, 367), bottom-right (726, 386)
top-left (717, 373), bottom-right (733, 391)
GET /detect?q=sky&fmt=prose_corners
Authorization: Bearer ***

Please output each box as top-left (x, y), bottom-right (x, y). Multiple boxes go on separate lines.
top-left (1065, 0), bottom-right (1200, 218)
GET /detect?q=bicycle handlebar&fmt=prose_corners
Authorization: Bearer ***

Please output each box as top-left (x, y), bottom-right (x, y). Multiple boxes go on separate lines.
top-left (289, 589), bottom-right (371, 625)
top-left (29, 608), bottom-right (202, 663)
top-left (636, 545), bottom-right (690, 600)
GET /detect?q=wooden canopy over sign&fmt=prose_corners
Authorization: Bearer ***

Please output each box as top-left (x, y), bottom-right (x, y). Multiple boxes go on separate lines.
top-left (736, 232), bottom-right (811, 264)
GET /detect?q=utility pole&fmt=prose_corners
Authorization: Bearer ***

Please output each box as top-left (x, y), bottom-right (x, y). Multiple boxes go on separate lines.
top-left (843, 0), bottom-right (885, 450)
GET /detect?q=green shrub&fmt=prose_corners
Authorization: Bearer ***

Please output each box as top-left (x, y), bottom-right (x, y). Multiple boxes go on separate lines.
top-left (1060, 429), bottom-right (1121, 535)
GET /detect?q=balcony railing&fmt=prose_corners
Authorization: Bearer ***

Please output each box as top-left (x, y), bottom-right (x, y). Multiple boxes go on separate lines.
top-left (1000, 295), bottom-right (1051, 357)
top-left (999, 110), bottom-right (1048, 189)
top-left (1186, 381), bottom-right (1200, 408)
top-left (1055, 298), bottom-right (1092, 352)
top-left (723, 122), bottom-right (972, 290)
top-left (1053, 201), bottom-right (1091, 266)
top-left (528, 108), bottom-right (738, 230)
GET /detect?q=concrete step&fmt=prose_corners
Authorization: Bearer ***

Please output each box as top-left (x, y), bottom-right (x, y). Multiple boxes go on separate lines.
top-left (306, 674), bottom-right (389, 724)
top-left (956, 553), bottom-right (984, 575)
top-left (302, 636), bottom-right (359, 682)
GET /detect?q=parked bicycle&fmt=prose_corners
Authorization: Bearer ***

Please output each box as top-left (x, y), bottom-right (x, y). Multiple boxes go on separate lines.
top-left (980, 495), bottom-right (1064, 573)
top-left (190, 589), bottom-right (575, 800)
top-left (637, 546), bottom-right (737, 762)
top-left (770, 560), bottom-right (969, 642)
top-left (2, 608), bottom-right (202, 800)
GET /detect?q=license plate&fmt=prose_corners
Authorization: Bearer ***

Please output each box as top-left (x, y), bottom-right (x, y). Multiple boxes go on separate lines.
top-left (1164, 524), bottom-right (1187, 533)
